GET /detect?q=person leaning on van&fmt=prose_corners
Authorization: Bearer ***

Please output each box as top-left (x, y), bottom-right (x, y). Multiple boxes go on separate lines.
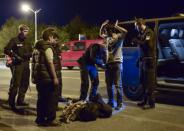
top-left (32, 27), bottom-right (61, 126)
top-left (4, 24), bottom-right (32, 110)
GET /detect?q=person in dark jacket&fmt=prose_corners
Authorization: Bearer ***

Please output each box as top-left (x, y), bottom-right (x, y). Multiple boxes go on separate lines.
top-left (77, 43), bottom-right (107, 101)
top-left (4, 24), bottom-right (32, 110)
top-left (32, 27), bottom-right (61, 126)
top-left (132, 18), bottom-right (156, 109)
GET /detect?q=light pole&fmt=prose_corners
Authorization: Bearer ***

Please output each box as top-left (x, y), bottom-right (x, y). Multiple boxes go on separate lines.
top-left (21, 4), bottom-right (41, 43)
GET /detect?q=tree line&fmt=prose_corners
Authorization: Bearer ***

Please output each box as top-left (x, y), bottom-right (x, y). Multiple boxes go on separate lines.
top-left (0, 16), bottom-right (100, 54)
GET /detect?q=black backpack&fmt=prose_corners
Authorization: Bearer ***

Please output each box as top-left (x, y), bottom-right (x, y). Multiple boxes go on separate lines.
top-left (90, 93), bottom-right (112, 118)
top-left (77, 103), bottom-right (99, 122)
top-left (78, 94), bottom-right (112, 121)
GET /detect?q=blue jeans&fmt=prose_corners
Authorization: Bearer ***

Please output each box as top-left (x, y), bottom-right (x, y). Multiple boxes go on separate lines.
top-left (79, 64), bottom-right (99, 101)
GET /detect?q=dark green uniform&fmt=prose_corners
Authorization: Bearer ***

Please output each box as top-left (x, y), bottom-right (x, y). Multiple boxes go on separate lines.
top-left (4, 34), bottom-right (32, 107)
top-left (32, 40), bottom-right (61, 124)
top-left (134, 27), bottom-right (156, 107)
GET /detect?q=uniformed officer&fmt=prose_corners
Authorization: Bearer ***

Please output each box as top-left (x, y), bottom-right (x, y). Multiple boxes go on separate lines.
top-left (4, 24), bottom-right (32, 110)
top-left (77, 43), bottom-right (107, 101)
top-left (100, 20), bottom-right (127, 110)
top-left (32, 27), bottom-right (61, 126)
top-left (132, 18), bottom-right (156, 109)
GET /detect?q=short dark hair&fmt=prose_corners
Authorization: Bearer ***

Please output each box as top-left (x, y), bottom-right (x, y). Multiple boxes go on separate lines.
top-left (42, 27), bottom-right (59, 41)
top-left (135, 18), bottom-right (146, 25)
top-left (18, 24), bottom-right (29, 32)
top-left (104, 24), bottom-right (121, 37)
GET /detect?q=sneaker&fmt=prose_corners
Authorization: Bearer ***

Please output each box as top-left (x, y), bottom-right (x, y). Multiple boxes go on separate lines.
top-left (16, 102), bottom-right (29, 106)
top-left (115, 103), bottom-right (123, 110)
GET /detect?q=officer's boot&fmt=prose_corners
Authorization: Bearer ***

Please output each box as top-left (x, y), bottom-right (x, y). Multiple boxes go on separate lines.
top-left (148, 95), bottom-right (155, 108)
top-left (8, 93), bottom-right (16, 110)
top-left (137, 95), bottom-right (147, 107)
top-left (17, 95), bottom-right (29, 106)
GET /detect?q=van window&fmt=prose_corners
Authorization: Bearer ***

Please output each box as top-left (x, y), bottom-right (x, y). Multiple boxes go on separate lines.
top-left (158, 29), bottom-right (171, 47)
top-left (72, 42), bottom-right (86, 51)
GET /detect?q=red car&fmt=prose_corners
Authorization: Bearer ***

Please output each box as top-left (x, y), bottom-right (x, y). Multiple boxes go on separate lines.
top-left (61, 39), bottom-right (104, 69)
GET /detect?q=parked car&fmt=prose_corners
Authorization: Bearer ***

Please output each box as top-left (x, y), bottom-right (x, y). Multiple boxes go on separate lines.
top-left (61, 39), bottom-right (104, 70)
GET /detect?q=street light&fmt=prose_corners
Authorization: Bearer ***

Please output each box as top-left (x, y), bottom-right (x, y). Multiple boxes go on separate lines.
top-left (21, 3), bottom-right (41, 43)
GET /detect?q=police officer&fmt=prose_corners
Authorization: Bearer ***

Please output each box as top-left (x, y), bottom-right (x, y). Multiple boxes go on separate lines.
top-left (132, 18), bottom-right (156, 109)
top-left (4, 24), bottom-right (32, 110)
top-left (100, 20), bottom-right (127, 110)
top-left (77, 43), bottom-right (107, 101)
top-left (32, 27), bottom-right (61, 126)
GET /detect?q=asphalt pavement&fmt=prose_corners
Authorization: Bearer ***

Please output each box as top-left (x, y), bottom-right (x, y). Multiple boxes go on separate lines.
top-left (0, 67), bottom-right (184, 131)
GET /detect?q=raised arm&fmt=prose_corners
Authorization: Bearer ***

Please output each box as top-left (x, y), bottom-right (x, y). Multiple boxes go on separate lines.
top-left (114, 20), bottom-right (128, 33)
top-left (99, 20), bottom-right (109, 38)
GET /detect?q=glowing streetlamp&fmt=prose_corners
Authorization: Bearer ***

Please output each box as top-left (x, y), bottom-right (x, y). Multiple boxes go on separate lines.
top-left (21, 3), bottom-right (41, 43)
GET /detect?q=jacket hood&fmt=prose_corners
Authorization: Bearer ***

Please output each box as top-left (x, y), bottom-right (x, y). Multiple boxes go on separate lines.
top-left (34, 39), bottom-right (50, 49)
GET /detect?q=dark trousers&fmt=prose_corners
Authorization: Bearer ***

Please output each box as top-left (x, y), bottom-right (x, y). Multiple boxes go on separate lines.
top-left (58, 78), bottom-right (63, 98)
top-left (79, 64), bottom-right (99, 101)
top-left (36, 82), bottom-right (58, 122)
top-left (105, 63), bottom-right (123, 105)
top-left (141, 60), bottom-right (156, 105)
top-left (8, 62), bottom-right (30, 104)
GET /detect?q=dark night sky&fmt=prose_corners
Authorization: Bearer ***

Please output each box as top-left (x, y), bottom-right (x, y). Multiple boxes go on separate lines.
top-left (0, 0), bottom-right (184, 26)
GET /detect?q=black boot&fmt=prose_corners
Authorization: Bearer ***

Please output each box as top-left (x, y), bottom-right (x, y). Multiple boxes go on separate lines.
top-left (8, 95), bottom-right (16, 110)
top-left (148, 97), bottom-right (155, 109)
top-left (137, 96), bottom-right (147, 107)
top-left (8, 101), bottom-right (16, 110)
